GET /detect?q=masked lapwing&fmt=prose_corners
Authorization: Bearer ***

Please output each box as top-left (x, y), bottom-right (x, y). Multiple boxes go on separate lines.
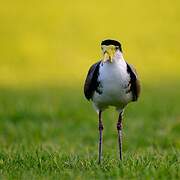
top-left (84, 39), bottom-right (141, 164)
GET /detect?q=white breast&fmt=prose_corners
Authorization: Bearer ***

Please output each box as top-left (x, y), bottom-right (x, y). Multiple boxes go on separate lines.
top-left (92, 58), bottom-right (132, 111)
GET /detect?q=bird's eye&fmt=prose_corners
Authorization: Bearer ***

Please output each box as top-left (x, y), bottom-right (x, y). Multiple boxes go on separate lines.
top-left (115, 46), bottom-right (119, 50)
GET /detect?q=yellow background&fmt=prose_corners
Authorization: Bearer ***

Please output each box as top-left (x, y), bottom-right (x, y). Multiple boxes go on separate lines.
top-left (0, 0), bottom-right (179, 87)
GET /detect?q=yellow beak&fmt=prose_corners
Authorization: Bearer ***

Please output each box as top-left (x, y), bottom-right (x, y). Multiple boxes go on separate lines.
top-left (103, 45), bottom-right (116, 63)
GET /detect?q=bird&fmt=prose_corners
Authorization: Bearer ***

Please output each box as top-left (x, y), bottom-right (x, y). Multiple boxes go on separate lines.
top-left (84, 39), bottom-right (141, 164)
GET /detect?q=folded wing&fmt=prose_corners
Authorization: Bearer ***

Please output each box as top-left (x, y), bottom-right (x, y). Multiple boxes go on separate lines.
top-left (126, 63), bottom-right (141, 101)
top-left (84, 61), bottom-right (101, 100)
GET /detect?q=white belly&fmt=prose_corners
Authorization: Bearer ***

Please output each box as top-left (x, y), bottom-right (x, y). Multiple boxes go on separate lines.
top-left (92, 60), bottom-right (132, 111)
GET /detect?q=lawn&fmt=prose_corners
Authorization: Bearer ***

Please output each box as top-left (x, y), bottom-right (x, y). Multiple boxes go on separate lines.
top-left (0, 0), bottom-right (180, 179)
top-left (0, 84), bottom-right (179, 179)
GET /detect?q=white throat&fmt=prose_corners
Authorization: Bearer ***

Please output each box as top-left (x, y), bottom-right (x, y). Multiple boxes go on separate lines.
top-left (109, 51), bottom-right (126, 68)
top-left (114, 50), bottom-right (124, 61)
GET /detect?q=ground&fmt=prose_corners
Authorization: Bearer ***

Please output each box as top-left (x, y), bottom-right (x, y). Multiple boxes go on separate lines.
top-left (0, 84), bottom-right (179, 179)
top-left (0, 0), bottom-right (180, 179)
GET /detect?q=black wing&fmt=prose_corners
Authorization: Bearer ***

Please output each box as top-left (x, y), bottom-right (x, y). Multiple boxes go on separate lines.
top-left (84, 61), bottom-right (101, 100)
top-left (126, 63), bottom-right (141, 101)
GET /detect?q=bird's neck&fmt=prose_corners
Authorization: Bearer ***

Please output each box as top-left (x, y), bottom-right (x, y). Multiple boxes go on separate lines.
top-left (102, 51), bottom-right (126, 68)
top-left (113, 51), bottom-right (126, 65)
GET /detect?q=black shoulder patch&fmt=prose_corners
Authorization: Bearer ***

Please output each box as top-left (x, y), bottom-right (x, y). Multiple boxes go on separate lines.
top-left (84, 61), bottom-right (101, 100)
top-left (126, 63), bottom-right (141, 101)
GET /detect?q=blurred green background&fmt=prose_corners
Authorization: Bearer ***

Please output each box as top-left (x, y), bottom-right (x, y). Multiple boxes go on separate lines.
top-left (0, 0), bottom-right (180, 87)
top-left (0, 0), bottom-right (180, 179)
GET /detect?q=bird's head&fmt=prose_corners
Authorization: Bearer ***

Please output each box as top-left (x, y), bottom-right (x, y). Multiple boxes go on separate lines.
top-left (101, 39), bottom-right (122, 63)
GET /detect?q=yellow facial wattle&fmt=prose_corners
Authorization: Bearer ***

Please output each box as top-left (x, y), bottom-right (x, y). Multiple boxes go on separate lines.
top-left (102, 45), bottom-right (116, 62)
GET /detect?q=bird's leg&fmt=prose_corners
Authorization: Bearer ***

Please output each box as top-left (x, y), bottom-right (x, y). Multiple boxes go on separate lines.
top-left (98, 110), bottom-right (103, 164)
top-left (117, 111), bottom-right (123, 161)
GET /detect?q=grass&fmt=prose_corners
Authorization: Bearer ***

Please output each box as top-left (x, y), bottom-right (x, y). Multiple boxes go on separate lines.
top-left (0, 0), bottom-right (180, 178)
top-left (0, 84), bottom-right (179, 179)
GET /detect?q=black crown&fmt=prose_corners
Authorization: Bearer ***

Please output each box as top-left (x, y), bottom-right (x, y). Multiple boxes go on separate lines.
top-left (101, 39), bottom-right (122, 52)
